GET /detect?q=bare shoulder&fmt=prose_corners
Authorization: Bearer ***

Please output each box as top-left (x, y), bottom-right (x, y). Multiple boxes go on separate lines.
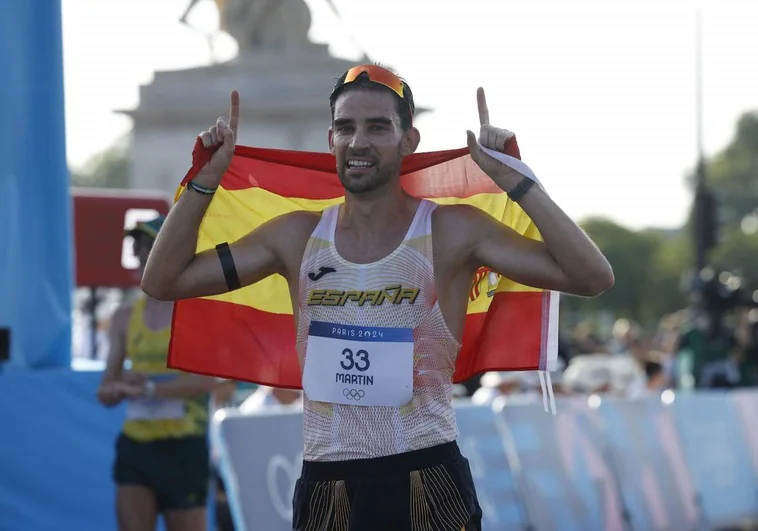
top-left (433, 203), bottom-right (491, 228)
top-left (264, 209), bottom-right (323, 276)
top-left (109, 300), bottom-right (135, 334)
top-left (113, 300), bottom-right (134, 321)
top-left (239, 209), bottom-right (321, 248)
top-left (266, 210), bottom-right (322, 248)
top-left (277, 210), bottom-right (322, 234)
top-left (432, 203), bottom-right (497, 253)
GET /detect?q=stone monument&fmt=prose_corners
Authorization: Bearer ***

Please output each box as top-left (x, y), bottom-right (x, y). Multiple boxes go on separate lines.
top-left (122, 0), bottom-right (362, 196)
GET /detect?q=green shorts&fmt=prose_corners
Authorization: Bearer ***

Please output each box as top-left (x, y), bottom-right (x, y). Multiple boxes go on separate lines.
top-left (113, 433), bottom-right (210, 512)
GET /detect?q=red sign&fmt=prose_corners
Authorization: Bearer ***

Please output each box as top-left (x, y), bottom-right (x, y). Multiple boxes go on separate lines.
top-left (72, 187), bottom-right (170, 288)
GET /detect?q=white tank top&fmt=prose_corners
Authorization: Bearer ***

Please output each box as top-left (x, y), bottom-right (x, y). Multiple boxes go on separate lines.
top-left (296, 199), bottom-right (461, 461)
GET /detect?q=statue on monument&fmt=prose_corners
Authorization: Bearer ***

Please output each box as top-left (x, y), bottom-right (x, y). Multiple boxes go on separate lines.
top-left (181, 0), bottom-right (314, 53)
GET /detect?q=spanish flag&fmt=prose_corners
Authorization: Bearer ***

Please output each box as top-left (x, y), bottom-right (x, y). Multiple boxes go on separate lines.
top-left (167, 141), bottom-right (559, 390)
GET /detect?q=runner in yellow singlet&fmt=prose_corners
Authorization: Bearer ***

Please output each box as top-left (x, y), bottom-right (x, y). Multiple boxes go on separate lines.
top-left (97, 216), bottom-right (222, 531)
top-left (141, 66), bottom-right (614, 530)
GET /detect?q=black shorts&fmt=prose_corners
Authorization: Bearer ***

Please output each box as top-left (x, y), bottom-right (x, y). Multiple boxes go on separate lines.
top-left (293, 441), bottom-right (482, 531)
top-left (113, 433), bottom-right (210, 512)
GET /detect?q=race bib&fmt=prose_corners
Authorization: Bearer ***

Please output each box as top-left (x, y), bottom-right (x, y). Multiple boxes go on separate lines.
top-left (125, 375), bottom-right (185, 420)
top-left (302, 321), bottom-right (414, 407)
top-left (126, 397), bottom-right (185, 420)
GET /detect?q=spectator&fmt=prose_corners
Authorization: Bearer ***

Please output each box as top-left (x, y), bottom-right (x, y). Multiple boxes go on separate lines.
top-left (644, 360), bottom-right (669, 391)
top-left (96, 216), bottom-right (223, 531)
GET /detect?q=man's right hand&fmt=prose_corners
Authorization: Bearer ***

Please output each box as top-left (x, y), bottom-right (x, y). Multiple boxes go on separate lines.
top-left (97, 381), bottom-right (124, 407)
top-left (121, 371), bottom-right (148, 386)
top-left (97, 380), bottom-right (147, 407)
top-left (141, 87), bottom-right (305, 302)
top-left (195, 90), bottom-right (240, 186)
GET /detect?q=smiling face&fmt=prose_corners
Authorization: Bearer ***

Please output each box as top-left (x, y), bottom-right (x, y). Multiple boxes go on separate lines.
top-left (328, 88), bottom-right (420, 195)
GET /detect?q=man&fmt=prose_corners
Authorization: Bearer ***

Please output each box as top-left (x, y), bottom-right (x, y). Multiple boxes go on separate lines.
top-left (142, 65), bottom-right (614, 530)
top-left (97, 215), bottom-right (220, 531)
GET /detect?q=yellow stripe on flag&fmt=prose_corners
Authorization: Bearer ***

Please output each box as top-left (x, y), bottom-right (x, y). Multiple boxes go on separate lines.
top-left (193, 186), bottom-right (341, 314)
top-left (185, 185), bottom-right (545, 314)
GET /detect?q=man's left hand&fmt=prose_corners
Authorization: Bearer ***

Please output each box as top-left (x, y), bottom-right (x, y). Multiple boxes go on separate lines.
top-left (466, 87), bottom-right (524, 191)
top-left (111, 381), bottom-right (146, 399)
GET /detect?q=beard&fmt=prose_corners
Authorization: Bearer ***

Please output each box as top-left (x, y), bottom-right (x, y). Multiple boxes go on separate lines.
top-left (337, 147), bottom-right (403, 195)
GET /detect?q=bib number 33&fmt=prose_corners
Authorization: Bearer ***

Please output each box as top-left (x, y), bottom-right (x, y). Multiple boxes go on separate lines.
top-left (341, 348), bottom-right (370, 372)
top-left (303, 321), bottom-right (414, 407)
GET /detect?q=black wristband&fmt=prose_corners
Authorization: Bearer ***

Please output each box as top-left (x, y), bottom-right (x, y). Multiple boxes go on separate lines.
top-left (216, 242), bottom-right (241, 291)
top-left (508, 177), bottom-right (536, 203)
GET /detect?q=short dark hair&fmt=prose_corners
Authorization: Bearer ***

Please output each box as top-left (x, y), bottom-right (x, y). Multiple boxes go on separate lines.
top-left (644, 360), bottom-right (663, 379)
top-left (329, 67), bottom-right (415, 131)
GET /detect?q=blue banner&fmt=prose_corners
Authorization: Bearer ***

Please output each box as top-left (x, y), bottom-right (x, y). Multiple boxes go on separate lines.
top-left (0, 370), bottom-right (125, 530)
top-left (501, 397), bottom-right (626, 531)
top-left (0, 0), bottom-right (72, 369)
top-left (214, 407), bottom-right (305, 531)
top-left (672, 392), bottom-right (758, 528)
top-left (599, 397), bottom-right (700, 530)
top-left (455, 403), bottom-right (526, 529)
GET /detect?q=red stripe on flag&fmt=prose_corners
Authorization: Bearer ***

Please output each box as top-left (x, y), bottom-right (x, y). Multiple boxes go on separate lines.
top-left (215, 146), bottom-right (503, 199)
top-left (455, 291), bottom-right (546, 381)
top-left (230, 145), bottom-right (471, 177)
top-left (168, 299), bottom-right (302, 389)
top-left (169, 290), bottom-right (546, 388)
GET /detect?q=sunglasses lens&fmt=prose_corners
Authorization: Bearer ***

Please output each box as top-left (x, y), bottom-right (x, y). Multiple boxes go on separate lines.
top-left (342, 66), bottom-right (404, 98)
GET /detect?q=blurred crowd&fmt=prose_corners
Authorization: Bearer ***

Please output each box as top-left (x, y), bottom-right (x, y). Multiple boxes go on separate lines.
top-left (73, 287), bottom-right (758, 408)
top-left (487, 306), bottom-right (758, 405)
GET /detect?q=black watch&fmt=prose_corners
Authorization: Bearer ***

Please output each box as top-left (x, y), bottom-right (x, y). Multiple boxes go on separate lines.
top-left (508, 177), bottom-right (536, 202)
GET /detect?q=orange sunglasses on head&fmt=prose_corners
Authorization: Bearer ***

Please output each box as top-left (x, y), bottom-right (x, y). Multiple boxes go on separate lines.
top-left (341, 65), bottom-right (406, 99)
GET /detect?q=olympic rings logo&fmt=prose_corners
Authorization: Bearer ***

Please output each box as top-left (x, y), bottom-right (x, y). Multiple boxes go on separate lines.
top-left (343, 388), bottom-right (365, 401)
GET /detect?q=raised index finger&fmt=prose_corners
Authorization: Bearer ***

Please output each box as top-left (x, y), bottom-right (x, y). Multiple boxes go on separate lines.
top-left (228, 90), bottom-right (240, 137)
top-left (477, 87), bottom-right (490, 126)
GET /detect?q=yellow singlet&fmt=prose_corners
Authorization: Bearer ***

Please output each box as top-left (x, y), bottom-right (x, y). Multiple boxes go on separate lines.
top-left (121, 296), bottom-right (208, 442)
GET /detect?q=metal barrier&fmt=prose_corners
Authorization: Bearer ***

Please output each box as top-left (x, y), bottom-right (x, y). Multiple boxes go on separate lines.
top-left (214, 391), bottom-right (758, 531)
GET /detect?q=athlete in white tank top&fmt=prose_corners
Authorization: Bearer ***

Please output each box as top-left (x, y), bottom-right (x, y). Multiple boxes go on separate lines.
top-left (297, 200), bottom-right (460, 461)
top-left (143, 64), bottom-right (613, 531)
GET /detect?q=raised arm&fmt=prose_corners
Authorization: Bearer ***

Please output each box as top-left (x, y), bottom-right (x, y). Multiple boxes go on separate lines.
top-left (142, 90), bottom-right (285, 301)
top-left (97, 303), bottom-right (130, 406)
top-left (460, 87), bottom-right (614, 297)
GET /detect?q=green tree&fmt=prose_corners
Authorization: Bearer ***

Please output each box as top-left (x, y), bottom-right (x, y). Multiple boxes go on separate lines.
top-left (563, 218), bottom-right (690, 325)
top-left (707, 112), bottom-right (758, 229)
top-left (562, 111), bottom-right (758, 330)
top-left (69, 134), bottom-right (131, 189)
top-left (644, 229), bottom-right (691, 318)
top-left (711, 228), bottom-right (758, 288)
top-left (701, 111), bottom-right (758, 295)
